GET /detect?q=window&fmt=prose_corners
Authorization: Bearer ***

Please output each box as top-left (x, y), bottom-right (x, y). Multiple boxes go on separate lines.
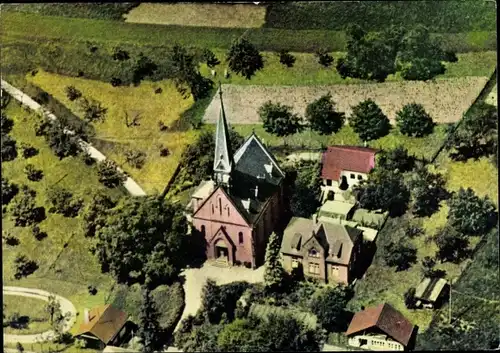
top-left (308, 262), bottom-right (320, 275)
top-left (292, 258), bottom-right (300, 268)
top-left (211, 204), bottom-right (214, 214)
top-left (218, 198), bottom-right (222, 215)
top-left (228, 207), bottom-right (230, 217)
top-left (201, 225), bottom-right (206, 236)
top-left (238, 232), bottom-right (243, 244)
top-left (309, 248), bottom-right (319, 258)
top-left (357, 174), bottom-right (363, 180)
top-left (350, 173), bottom-right (355, 179)
top-left (326, 179), bottom-right (332, 186)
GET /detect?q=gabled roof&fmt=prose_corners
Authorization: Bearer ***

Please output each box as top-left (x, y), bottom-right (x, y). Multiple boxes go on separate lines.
top-left (321, 145), bottom-right (378, 181)
top-left (75, 305), bottom-right (128, 345)
top-left (415, 277), bottom-right (448, 303)
top-left (346, 303), bottom-right (414, 347)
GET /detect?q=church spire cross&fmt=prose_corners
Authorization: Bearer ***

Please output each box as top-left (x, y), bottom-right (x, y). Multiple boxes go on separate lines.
top-left (213, 81), bottom-right (233, 185)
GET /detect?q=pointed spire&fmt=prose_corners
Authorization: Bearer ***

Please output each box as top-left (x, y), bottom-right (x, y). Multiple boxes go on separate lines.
top-left (213, 82), bottom-right (233, 184)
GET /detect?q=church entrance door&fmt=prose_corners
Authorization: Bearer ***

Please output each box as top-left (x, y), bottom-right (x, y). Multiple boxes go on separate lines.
top-left (215, 241), bottom-right (229, 263)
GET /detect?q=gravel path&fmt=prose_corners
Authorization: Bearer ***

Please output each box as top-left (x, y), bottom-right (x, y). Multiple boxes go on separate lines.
top-left (1, 80), bottom-right (147, 197)
top-left (3, 286), bottom-right (77, 344)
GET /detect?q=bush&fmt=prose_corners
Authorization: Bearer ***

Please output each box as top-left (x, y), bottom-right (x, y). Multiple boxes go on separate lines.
top-left (202, 48), bottom-right (220, 68)
top-left (78, 97), bottom-right (107, 123)
top-left (97, 160), bottom-right (126, 188)
top-left (160, 146), bottom-right (171, 157)
top-left (24, 164), bottom-right (44, 182)
top-left (43, 120), bottom-right (81, 159)
top-left (110, 77), bottom-right (122, 87)
top-left (32, 225), bottom-right (48, 241)
top-left (1, 112), bottom-right (14, 134)
top-left (155, 87), bottom-right (163, 94)
top-left (1, 133), bottom-right (18, 161)
top-left (2, 177), bottom-right (19, 206)
top-left (125, 149), bottom-right (146, 169)
top-left (10, 186), bottom-right (45, 226)
top-left (315, 48), bottom-right (333, 67)
top-left (80, 151), bottom-right (96, 166)
top-left (21, 144), bottom-right (39, 159)
top-left (383, 240), bottom-right (417, 271)
top-left (12, 254), bottom-right (38, 279)
top-left (350, 99), bottom-right (390, 141)
top-left (396, 103), bottom-right (435, 137)
top-left (278, 50), bottom-right (296, 68)
top-left (47, 186), bottom-right (83, 217)
top-left (65, 85), bottom-right (82, 101)
top-left (112, 47), bottom-right (130, 61)
top-left (158, 121), bottom-right (168, 132)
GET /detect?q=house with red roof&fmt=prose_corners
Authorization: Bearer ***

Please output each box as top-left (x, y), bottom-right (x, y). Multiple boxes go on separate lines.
top-left (321, 146), bottom-right (378, 201)
top-left (346, 303), bottom-right (416, 351)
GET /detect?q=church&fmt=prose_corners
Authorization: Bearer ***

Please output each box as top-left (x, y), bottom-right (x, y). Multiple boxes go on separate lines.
top-left (186, 89), bottom-right (287, 269)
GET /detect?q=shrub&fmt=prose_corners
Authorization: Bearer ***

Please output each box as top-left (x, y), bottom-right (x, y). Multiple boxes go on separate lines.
top-left (10, 186), bottom-right (45, 226)
top-left (2, 177), bottom-right (19, 206)
top-left (32, 225), bottom-right (48, 241)
top-left (315, 48), bottom-right (334, 67)
top-left (97, 160), bottom-right (126, 188)
top-left (125, 149), bottom-right (146, 169)
top-left (12, 254), bottom-right (38, 279)
top-left (3, 233), bottom-right (20, 246)
top-left (155, 87), bottom-right (163, 94)
top-left (43, 121), bottom-right (81, 159)
top-left (350, 99), bottom-right (390, 141)
top-left (158, 121), bottom-right (168, 132)
top-left (21, 144), bottom-right (39, 159)
top-left (24, 164), bottom-right (44, 182)
top-left (110, 77), bottom-right (122, 87)
top-left (278, 50), bottom-right (296, 68)
top-left (160, 146), bottom-right (171, 157)
top-left (396, 103), bottom-right (435, 137)
top-left (1, 133), bottom-right (18, 161)
top-left (47, 186), bottom-right (83, 217)
top-left (78, 97), bottom-right (107, 123)
top-left (112, 47), bottom-right (130, 61)
top-left (383, 240), bottom-right (417, 271)
top-left (1, 112), bottom-right (14, 134)
top-left (202, 48), bottom-right (220, 68)
top-left (80, 151), bottom-right (96, 166)
top-left (65, 85), bottom-right (82, 101)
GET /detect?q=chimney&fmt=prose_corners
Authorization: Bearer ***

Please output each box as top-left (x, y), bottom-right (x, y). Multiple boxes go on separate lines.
top-left (84, 308), bottom-right (90, 324)
top-left (254, 185), bottom-right (259, 198)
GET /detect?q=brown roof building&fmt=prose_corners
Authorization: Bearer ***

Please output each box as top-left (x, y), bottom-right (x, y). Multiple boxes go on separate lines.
top-left (75, 305), bottom-right (128, 348)
top-left (346, 303), bottom-right (415, 351)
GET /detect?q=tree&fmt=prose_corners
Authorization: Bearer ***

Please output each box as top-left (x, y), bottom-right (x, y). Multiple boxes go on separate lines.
top-left (47, 186), bottom-right (83, 217)
top-left (12, 254), bottom-right (39, 279)
top-left (396, 103), bottom-right (435, 137)
top-left (16, 342), bottom-right (24, 353)
top-left (409, 167), bottom-right (450, 217)
top-left (217, 317), bottom-right (264, 352)
top-left (421, 256), bottom-right (446, 278)
top-left (1, 112), bottom-right (14, 134)
top-left (138, 288), bottom-right (164, 353)
top-left (112, 47), bottom-right (130, 61)
top-left (447, 103), bottom-right (497, 161)
top-left (1, 133), bottom-right (18, 161)
top-left (10, 186), bottom-right (45, 227)
top-left (289, 160), bottom-right (322, 218)
top-left (2, 177), bottom-right (19, 206)
top-left (305, 93), bottom-right (345, 135)
top-left (97, 160), bottom-right (126, 188)
top-left (44, 120), bottom-right (81, 159)
top-left (350, 99), bottom-right (390, 141)
top-left (383, 240), bottom-right (417, 271)
top-left (24, 164), bottom-right (44, 182)
top-left (200, 280), bottom-right (250, 324)
top-left (447, 188), bottom-right (497, 235)
top-left (278, 49), bottom-right (296, 68)
top-left (396, 25), bottom-right (449, 81)
top-left (264, 232), bottom-right (286, 292)
top-left (404, 287), bottom-right (417, 309)
top-left (93, 196), bottom-right (189, 285)
top-left (259, 101), bottom-right (303, 144)
top-left (377, 146), bottom-right (415, 173)
top-left (45, 295), bottom-right (62, 325)
top-left (434, 225), bottom-right (469, 263)
top-left (202, 48), bottom-right (220, 68)
top-left (315, 48), bottom-right (333, 67)
top-left (21, 143), bottom-right (39, 159)
top-left (125, 149), bottom-right (147, 169)
top-left (82, 191), bottom-right (117, 238)
top-left (132, 53), bottom-right (158, 85)
top-left (354, 170), bottom-right (410, 216)
top-left (79, 97), bottom-right (107, 123)
top-left (176, 320), bottom-right (223, 352)
top-left (309, 285), bottom-right (353, 331)
top-left (65, 86), bottom-right (82, 101)
top-left (226, 38), bottom-right (264, 79)
top-left (1, 89), bottom-right (11, 109)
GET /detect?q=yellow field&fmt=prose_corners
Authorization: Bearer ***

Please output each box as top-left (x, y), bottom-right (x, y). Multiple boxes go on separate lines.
top-left (124, 3), bottom-right (267, 28)
top-left (28, 70), bottom-right (198, 194)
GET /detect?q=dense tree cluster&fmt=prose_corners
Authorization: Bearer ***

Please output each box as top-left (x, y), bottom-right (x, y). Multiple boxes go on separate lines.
top-left (82, 190), bottom-right (117, 238)
top-left (383, 240), bottom-right (417, 271)
top-left (47, 186), bottom-right (83, 218)
top-left (97, 159), bottom-right (126, 188)
top-left (289, 160), bottom-right (322, 218)
top-left (376, 146), bottom-right (415, 173)
top-left (309, 285), bottom-right (353, 332)
top-left (226, 38), bottom-right (264, 79)
top-left (350, 99), bottom-right (390, 141)
top-left (305, 93), bottom-right (345, 135)
top-left (92, 196), bottom-right (190, 286)
top-left (264, 232), bottom-right (287, 292)
top-left (408, 167), bottom-right (450, 217)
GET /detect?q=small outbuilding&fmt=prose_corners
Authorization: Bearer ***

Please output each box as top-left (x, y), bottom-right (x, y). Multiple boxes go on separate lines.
top-left (414, 277), bottom-right (449, 309)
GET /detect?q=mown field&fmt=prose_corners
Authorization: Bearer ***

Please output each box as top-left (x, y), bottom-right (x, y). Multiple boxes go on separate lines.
top-left (204, 78), bottom-right (489, 125)
top-left (264, 1), bottom-right (496, 32)
top-left (3, 295), bottom-right (51, 335)
top-left (1, 12), bottom-right (495, 53)
top-left (124, 3), bottom-right (266, 28)
top-left (27, 70), bottom-right (199, 194)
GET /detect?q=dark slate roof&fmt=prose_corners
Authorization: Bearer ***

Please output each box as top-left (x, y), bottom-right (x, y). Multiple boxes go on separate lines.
top-left (213, 90), bottom-right (233, 174)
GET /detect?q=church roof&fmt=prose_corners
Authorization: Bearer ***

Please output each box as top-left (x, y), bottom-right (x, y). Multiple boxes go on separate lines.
top-left (213, 87), bottom-right (233, 174)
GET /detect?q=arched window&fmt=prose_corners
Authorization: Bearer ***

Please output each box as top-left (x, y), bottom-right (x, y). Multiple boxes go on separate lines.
top-left (218, 197), bottom-right (222, 216)
top-left (238, 232), bottom-right (243, 244)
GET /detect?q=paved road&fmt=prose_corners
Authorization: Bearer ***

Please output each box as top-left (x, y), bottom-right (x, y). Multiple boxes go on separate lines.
top-left (3, 286), bottom-right (77, 344)
top-left (1, 80), bottom-right (147, 197)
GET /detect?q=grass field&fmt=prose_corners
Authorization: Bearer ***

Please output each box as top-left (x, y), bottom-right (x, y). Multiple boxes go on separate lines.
top-left (204, 78), bottom-right (488, 125)
top-left (27, 70), bottom-right (199, 194)
top-left (124, 3), bottom-right (266, 28)
top-left (1, 102), bottom-right (127, 336)
top-left (1, 12), bottom-right (495, 53)
top-left (3, 295), bottom-right (51, 334)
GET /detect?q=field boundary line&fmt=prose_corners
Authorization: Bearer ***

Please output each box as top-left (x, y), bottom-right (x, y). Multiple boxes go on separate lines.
top-left (1, 79), bottom-right (147, 197)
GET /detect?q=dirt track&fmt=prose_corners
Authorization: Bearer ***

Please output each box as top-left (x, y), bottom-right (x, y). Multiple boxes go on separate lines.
top-left (205, 77), bottom-right (489, 125)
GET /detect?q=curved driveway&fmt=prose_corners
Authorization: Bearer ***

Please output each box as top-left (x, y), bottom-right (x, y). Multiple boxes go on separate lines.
top-left (3, 286), bottom-right (77, 344)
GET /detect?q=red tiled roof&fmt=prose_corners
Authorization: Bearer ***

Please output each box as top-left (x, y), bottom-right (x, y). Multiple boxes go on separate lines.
top-left (321, 146), bottom-right (378, 181)
top-left (345, 303), bottom-right (415, 347)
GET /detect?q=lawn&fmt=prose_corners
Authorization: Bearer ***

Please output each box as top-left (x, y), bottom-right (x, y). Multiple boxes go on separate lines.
top-left (3, 295), bottom-right (51, 334)
top-left (27, 70), bottom-right (199, 194)
top-left (204, 77), bottom-right (488, 126)
top-left (124, 3), bottom-right (267, 28)
top-left (1, 12), bottom-right (495, 53)
top-left (486, 83), bottom-right (497, 106)
top-left (201, 51), bottom-right (497, 86)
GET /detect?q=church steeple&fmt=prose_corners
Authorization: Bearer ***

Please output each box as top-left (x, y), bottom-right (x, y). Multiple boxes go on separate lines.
top-left (213, 83), bottom-right (233, 186)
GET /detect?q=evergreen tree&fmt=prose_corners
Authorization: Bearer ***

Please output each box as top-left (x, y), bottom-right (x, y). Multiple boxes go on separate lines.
top-left (264, 232), bottom-right (286, 292)
top-left (138, 287), bottom-right (163, 353)
top-left (350, 99), bottom-right (390, 141)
